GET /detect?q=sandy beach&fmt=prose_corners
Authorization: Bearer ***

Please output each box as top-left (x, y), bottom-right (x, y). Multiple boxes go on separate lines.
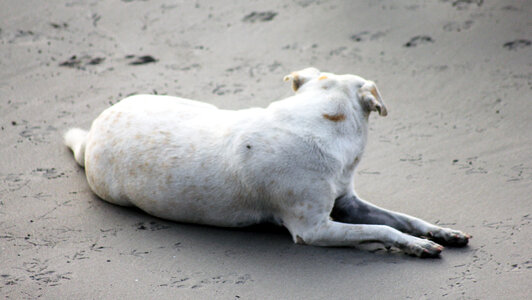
top-left (1, 0), bottom-right (531, 298)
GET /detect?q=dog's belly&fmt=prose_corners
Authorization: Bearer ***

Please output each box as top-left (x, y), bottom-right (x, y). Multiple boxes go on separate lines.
top-left (83, 95), bottom-right (270, 227)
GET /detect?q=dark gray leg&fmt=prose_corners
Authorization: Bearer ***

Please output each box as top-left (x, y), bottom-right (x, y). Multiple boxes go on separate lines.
top-left (331, 194), bottom-right (470, 246)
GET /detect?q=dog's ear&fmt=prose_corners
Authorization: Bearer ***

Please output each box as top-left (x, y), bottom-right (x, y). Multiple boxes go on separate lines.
top-left (283, 67), bottom-right (321, 92)
top-left (358, 81), bottom-right (388, 116)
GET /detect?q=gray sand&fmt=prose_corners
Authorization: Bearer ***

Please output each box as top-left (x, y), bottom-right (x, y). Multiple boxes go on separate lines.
top-left (1, 0), bottom-right (531, 299)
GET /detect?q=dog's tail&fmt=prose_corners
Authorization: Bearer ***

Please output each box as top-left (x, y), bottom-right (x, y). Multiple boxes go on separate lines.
top-left (64, 128), bottom-right (88, 167)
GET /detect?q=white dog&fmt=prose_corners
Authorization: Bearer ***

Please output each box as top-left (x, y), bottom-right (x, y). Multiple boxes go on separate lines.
top-left (65, 68), bottom-right (470, 257)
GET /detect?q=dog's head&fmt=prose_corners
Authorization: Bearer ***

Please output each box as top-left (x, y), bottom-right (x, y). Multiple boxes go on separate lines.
top-left (284, 68), bottom-right (388, 117)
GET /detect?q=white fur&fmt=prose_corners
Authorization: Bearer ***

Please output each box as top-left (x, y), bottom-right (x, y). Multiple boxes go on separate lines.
top-left (65, 68), bottom-right (469, 257)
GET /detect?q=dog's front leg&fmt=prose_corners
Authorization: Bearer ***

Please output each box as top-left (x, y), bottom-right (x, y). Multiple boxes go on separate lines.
top-left (284, 216), bottom-right (444, 258)
top-left (331, 194), bottom-right (470, 246)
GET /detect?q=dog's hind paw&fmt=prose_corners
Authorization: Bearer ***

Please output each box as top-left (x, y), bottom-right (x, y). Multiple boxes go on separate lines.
top-left (428, 228), bottom-right (471, 247)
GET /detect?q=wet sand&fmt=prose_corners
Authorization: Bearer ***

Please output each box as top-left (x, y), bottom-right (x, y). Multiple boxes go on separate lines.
top-left (1, 0), bottom-right (531, 299)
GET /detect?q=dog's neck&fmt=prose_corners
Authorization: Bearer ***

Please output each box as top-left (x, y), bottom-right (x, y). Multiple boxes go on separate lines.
top-left (268, 89), bottom-right (370, 174)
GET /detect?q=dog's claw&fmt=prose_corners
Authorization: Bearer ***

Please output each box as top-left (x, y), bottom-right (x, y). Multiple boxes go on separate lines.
top-left (420, 248), bottom-right (441, 258)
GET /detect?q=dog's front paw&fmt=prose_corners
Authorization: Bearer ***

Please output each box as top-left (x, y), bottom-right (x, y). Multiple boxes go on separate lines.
top-left (401, 237), bottom-right (443, 258)
top-left (428, 228), bottom-right (471, 247)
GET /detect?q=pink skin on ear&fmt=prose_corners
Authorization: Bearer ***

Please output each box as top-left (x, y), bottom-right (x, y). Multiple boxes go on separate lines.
top-left (284, 68), bottom-right (321, 92)
top-left (360, 82), bottom-right (387, 116)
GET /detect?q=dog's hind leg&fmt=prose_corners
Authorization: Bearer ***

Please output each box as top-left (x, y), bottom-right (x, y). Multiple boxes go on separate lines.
top-left (331, 194), bottom-right (470, 246)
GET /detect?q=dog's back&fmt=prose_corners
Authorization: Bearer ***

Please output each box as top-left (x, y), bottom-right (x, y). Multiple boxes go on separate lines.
top-left (76, 95), bottom-right (275, 226)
